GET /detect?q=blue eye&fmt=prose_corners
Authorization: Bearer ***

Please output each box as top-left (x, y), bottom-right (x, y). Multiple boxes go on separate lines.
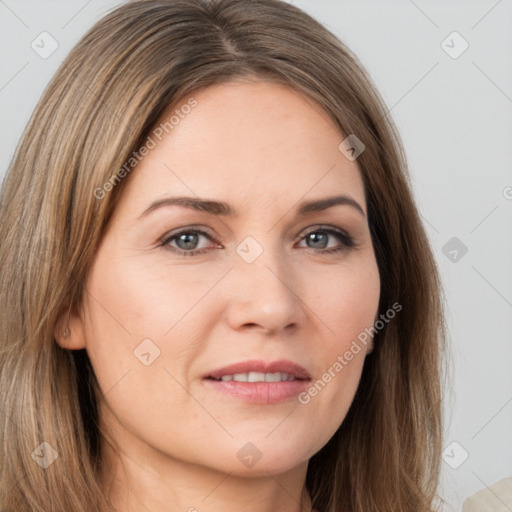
top-left (298, 228), bottom-right (355, 253)
top-left (161, 226), bottom-right (355, 256)
top-left (161, 229), bottom-right (216, 256)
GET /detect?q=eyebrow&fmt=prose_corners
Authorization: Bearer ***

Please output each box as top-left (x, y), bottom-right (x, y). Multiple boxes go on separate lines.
top-left (139, 194), bottom-right (366, 219)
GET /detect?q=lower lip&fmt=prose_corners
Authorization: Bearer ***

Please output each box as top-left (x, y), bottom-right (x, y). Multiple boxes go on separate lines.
top-left (203, 379), bottom-right (310, 404)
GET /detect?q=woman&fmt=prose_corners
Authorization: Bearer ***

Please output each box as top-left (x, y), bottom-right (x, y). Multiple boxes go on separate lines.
top-left (0, 0), bottom-right (446, 511)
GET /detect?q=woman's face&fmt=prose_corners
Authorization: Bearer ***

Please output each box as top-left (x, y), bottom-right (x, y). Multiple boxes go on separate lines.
top-left (66, 80), bottom-right (380, 477)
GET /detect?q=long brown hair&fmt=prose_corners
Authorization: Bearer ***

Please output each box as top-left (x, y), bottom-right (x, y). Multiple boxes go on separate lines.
top-left (0, 1), bottom-right (446, 510)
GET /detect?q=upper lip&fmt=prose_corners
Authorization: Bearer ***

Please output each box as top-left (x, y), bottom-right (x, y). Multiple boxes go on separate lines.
top-left (205, 359), bottom-right (311, 380)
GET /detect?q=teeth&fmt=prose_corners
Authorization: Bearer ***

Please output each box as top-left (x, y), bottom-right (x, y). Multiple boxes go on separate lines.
top-left (247, 372), bottom-right (265, 382)
top-left (218, 372), bottom-right (296, 382)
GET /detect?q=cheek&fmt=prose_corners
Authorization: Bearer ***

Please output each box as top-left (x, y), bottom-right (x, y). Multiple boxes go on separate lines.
top-left (84, 246), bottom-right (226, 343)
top-left (313, 255), bottom-right (380, 348)
top-left (299, 256), bottom-right (379, 439)
top-left (81, 249), bottom-right (229, 397)
top-left (80, 256), bottom-right (205, 437)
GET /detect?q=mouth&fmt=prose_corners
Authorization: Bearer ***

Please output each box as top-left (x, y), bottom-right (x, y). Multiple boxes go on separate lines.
top-left (207, 371), bottom-right (301, 382)
top-left (203, 359), bottom-right (311, 404)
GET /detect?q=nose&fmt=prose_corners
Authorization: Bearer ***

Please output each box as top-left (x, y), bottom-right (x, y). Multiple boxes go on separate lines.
top-left (225, 247), bottom-right (305, 336)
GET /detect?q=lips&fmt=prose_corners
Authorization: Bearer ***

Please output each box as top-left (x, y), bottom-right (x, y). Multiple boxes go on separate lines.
top-left (203, 359), bottom-right (311, 404)
top-left (205, 359), bottom-right (311, 381)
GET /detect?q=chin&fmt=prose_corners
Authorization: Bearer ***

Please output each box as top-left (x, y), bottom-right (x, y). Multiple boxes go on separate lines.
top-left (192, 436), bottom-right (316, 477)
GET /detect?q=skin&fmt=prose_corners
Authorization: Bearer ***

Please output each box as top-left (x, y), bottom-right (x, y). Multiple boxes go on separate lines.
top-left (56, 80), bottom-right (380, 512)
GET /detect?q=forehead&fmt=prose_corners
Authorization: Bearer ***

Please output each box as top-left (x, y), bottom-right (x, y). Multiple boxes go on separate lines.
top-left (117, 80), bottom-right (366, 215)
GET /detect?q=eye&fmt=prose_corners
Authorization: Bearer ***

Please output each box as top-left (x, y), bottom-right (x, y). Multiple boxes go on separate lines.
top-left (297, 227), bottom-right (355, 253)
top-left (160, 225), bottom-right (356, 257)
top-left (161, 228), bottom-right (219, 256)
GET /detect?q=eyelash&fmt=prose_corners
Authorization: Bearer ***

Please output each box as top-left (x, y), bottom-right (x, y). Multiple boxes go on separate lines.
top-left (160, 226), bottom-right (357, 257)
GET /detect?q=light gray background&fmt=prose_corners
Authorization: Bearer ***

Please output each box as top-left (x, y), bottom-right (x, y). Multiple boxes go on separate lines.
top-left (1, 1), bottom-right (511, 510)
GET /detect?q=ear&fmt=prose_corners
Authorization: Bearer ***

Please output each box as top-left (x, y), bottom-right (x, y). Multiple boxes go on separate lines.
top-left (53, 306), bottom-right (87, 350)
